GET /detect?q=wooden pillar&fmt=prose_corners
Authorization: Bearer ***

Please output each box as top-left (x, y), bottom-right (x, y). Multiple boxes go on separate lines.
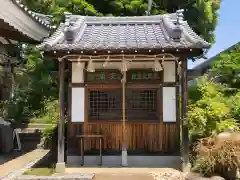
top-left (181, 58), bottom-right (190, 171)
top-left (56, 58), bottom-right (65, 173)
top-left (121, 70), bottom-right (128, 166)
top-left (176, 60), bottom-right (180, 153)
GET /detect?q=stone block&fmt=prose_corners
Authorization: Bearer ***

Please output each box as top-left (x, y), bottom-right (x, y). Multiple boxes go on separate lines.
top-left (15, 173), bottom-right (94, 180)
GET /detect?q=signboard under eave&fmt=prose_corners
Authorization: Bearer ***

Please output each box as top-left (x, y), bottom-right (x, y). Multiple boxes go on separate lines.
top-left (85, 70), bottom-right (163, 83)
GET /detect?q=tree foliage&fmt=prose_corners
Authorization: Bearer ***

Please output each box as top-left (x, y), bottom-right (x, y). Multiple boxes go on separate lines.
top-left (187, 76), bottom-right (239, 143)
top-left (23, 0), bottom-right (221, 43)
top-left (188, 44), bottom-right (240, 142)
top-left (211, 45), bottom-right (240, 89)
top-left (1, 46), bottom-right (58, 121)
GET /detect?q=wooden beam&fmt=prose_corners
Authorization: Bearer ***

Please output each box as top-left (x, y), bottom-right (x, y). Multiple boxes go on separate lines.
top-left (43, 48), bottom-right (203, 58)
top-left (0, 28), bottom-right (37, 43)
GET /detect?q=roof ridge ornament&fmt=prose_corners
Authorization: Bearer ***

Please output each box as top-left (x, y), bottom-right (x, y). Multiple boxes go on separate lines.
top-left (64, 12), bottom-right (72, 27)
top-left (161, 15), bottom-right (182, 40)
top-left (64, 12), bottom-right (73, 43)
top-left (176, 9), bottom-right (184, 25)
top-left (171, 9), bottom-right (184, 40)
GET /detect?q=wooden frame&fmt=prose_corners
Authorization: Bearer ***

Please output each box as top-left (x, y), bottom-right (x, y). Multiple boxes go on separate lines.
top-left (66, 55), bottom-right (183, 156)
top-left (68, 121), bottom-right (179, 154)
top-left (85, 84), bottom-right (161, 122)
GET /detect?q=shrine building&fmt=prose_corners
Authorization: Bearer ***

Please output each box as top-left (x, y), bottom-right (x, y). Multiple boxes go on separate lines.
top-left (38, 10), bottom-right (210, 171)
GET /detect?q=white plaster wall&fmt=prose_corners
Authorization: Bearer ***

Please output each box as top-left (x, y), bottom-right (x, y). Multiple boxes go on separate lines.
top-left (163, 61), bottom-right (175, 82)
top-left (71, 62), bottom-right (85, 122)
top-left (72, 62), bottom-right (84, 83)
top-left (163, 87), bottom-right (176, 122)
top-left (71, 88), bottom-right (85, 122)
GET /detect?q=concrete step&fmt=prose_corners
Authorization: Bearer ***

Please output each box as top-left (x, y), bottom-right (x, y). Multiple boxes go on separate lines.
top-left (16, 123), bottom-right (54, 130)
top-left (26, 123), bottom-right (55, 129)
top-left (20, 127), bottom-right (45, 133)
top-left (19, 133), bottom-right (41, 140)
top-left (18, 132), bottom-right (42, 151)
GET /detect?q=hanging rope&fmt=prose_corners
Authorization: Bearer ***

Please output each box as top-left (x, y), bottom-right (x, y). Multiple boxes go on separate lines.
top-left (86, 57), bottom-right (95, 72)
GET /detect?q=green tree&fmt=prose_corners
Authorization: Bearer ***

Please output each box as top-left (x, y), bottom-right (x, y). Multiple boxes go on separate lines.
top-left (211, 45), bottom-right (240, 89)
top-left (187, 76), bottom-right (239, 142)
top-left (2, 46), bottom-right (58, 121)
top-left (24, 0), bottom-right (221, 43)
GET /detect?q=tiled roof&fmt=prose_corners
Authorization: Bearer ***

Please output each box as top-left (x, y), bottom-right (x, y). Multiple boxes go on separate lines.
top-left (39, 10), bottom-right (210, 52)
top-left (0, 0), bottom-right (53, 42)
top-left (12, 0), bottom-right (52, 29)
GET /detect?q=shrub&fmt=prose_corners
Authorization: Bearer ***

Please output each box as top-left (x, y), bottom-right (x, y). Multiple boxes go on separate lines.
top-left (228, 91), bottom-right (240, 121)
top-left (41, 121), bottom-right (67, 156)
top-left (187, 99), bottom-right (239, 143)
top-left (29, 99), bottom-right (59, 124)
top-left (38, 99), bottom-right (60, 150)
top-left (42, 124), bottom-right (58, 149)
top-left (193, 135), bottom-right (240, 179)
top-left (0, 100), bottom-right (8, 118)
top-left (187, 76), bottom-right (239, 143)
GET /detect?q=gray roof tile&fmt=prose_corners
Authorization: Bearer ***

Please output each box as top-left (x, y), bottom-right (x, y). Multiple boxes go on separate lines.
top-left (12, 0), bottom-right (53, 29)
top-left (0, 0), bottom-right (53, 42)
top-left (39, 10), bottom-right (210, 52)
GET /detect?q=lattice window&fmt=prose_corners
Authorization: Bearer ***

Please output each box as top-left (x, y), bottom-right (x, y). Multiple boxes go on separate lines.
top-left (88, 89), bottom-right (122, 120)
top-left (126, 89), bottom-right (158, 120)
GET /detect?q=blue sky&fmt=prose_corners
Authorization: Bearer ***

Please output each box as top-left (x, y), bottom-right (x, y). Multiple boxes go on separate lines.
top-left (188, 0), bottom-right (240, 69)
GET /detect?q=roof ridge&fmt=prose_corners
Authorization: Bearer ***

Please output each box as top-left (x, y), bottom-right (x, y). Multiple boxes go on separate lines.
top-left (63, 12), bottom-right (179, 23)
top-left (11, 0), bottom-right (53, 29)
top-left (37, 23), bottom-right (65, 49)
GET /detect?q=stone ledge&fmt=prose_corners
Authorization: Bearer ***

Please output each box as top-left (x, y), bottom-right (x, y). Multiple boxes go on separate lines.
top-left (14, 173), bottom-right (95, 180)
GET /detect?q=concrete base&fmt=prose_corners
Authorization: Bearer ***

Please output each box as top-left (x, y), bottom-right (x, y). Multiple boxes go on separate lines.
top-left (182, 162), bottom-right (191, 172)
top-left (67, 155), bottom-right (181, 169)
top-left (55, 162), bottom-right (66, 173)
top-left (121, 150), bottom-right (128, 167)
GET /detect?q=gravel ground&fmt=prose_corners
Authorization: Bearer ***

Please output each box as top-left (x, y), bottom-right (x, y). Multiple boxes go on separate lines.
top-left (151, 171), bottom-right (186, 180)
top-left (151, 171), bottom-right (225, 180)
top-left (65, 168), bottom-right (227, 180)
top-left (11, 170), bottom-right (226, 180)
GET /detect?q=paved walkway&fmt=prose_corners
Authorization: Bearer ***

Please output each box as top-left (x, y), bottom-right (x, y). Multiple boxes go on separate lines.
top-left (66, 168), bottom-right (181, 180)
top-left (0, 149), bottom-right (49, 178)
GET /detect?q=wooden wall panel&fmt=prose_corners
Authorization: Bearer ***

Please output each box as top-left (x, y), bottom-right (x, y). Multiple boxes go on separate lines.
top-left (68, 122), bottom-right (178, 153)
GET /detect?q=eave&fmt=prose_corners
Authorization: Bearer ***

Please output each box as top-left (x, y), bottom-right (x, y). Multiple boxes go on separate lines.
top-left (42, 48), bottom-right (204, 60)
top-left (0, 0), bottom-right (53, 42)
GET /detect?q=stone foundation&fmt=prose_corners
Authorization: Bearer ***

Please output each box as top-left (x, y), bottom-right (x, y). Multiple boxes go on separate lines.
top-left (15, 173), bottom-right (94, 180)
top-left (67, 155), bottom-right (181, 169)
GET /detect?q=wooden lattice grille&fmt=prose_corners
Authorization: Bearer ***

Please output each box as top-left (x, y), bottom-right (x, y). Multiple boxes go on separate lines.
top-left (88, 89), bottom-right (122, 120)
top-left (88, 88), bottom-right (158, 121)
top-left (126, 89), bottom-right (158, 120)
